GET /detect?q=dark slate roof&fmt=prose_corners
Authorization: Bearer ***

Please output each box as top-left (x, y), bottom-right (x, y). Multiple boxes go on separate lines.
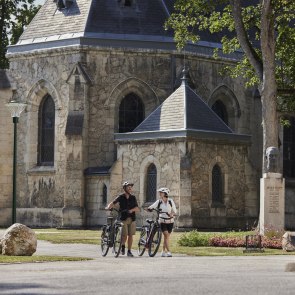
top-left (0, 70), bottom-right (11, 89)
top-left (7, 0), bottom-right (242, 60)
top-left (86, 0), bottom-right (171, 37)
top-left (133, 76), bottom-right (233, 133)
top-left (115, 74), bottom-right (251, 143)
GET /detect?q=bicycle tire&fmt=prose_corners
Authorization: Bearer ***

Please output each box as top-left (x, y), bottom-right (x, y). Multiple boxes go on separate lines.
top-left (148, 226), bottom-right (162, 257)
top-left (101, 227), bottom-right (110, 257)
top-left (113, 224), bottom-right (123, 258)
top-left (138, 226), bottom-right (148, 256)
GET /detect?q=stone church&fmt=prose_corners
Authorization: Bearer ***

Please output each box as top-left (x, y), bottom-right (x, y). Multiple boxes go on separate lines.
top-left (0, 0), bottom-right (294, 229)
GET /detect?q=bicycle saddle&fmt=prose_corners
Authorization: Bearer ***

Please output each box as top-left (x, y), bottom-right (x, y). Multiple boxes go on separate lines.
top-left (145, 219), bottom-right (153, 224)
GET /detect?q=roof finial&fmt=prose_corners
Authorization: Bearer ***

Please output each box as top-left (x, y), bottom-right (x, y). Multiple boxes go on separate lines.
top-left (181, 48), bottom-right (188, 85)
top-left (181, 65), bottom-right (188, 85)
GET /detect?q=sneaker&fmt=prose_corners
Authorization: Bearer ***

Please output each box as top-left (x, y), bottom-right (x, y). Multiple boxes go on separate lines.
top-left (127, 251), bottom-right (134, 257)
top-left (121, 246), bottom-right (125, 255)
top-left (161, 251), bottom-right (166, 257)
top-left (167, 252), bottom-right (172, 257)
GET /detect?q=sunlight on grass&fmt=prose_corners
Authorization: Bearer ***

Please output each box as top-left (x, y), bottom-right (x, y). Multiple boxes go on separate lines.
top-left (33, 228), bottom-right (295, 256)
top-left (0, 255), bottom-right (92, 264)
top-left (35, 229), bottom-right (100, 244)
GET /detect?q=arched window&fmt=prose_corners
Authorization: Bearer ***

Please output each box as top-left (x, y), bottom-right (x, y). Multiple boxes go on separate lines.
top-left (102, 184), bottom-right (108, 206)
top-left (212, 100), bottom-right (228, 125)
top-left (283, 117), bottom-right (295, 178)
top-left (38, 95), bottom-right (55, 166)
top-left (146, 164), bottom-right (157, 202)
top-left (119, 93), bottom-right (144, 133)
top-left (212, 165), bottom-right (223, 204)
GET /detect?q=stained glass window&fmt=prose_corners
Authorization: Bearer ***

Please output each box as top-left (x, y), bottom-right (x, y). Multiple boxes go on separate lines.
top-left (212, 164), bottom-right (223, 204)
top-left (38, 95), bottom-right (55, 166)
top-left (119, 93), bottom-right (144, 133)
top-left (146, 164), bottom-right (157, 202)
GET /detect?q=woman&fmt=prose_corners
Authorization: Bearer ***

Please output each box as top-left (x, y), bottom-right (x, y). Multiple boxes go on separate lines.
top-left (148, 187), bottom-right (177, 257)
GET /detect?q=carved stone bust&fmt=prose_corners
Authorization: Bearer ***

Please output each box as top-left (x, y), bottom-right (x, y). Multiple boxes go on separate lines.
top-left (265, 146), bottom-right (279, 173)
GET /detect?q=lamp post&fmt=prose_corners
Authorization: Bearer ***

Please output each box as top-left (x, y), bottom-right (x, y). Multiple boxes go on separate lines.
top-left (6, 100), bottom-right (26, 225)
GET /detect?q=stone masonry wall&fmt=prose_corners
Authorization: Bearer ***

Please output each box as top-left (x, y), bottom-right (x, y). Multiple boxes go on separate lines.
top-left (2, 46), bottom-right (261, 228)
top-left (6, 49), bottom-right (85, 226)
top-left (189, 140), bottom-right (256, 229)
top-left (0, 88), bottom-right (13, 226)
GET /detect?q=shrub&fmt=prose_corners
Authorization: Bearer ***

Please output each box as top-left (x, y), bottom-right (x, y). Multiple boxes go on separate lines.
top-left (178, 231), bottom-right (210, 247)
top-left (177, 229), bottom-right (282, 249)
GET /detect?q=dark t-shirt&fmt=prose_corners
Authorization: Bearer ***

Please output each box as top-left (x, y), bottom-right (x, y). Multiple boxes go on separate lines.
top-left (113, 193), bottom-right (138, 221)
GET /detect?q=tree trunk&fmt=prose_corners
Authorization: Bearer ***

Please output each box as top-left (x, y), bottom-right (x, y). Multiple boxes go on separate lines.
top-left (260, 0), bottom-right (278, 173)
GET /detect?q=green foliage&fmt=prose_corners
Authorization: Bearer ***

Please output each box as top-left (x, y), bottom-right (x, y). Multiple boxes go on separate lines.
top-left (178, 230), bottom-right (282, 249)
top-left (0, 0), bottom-right (41, 69)
top-left (178, 230), bottom-right (211, 247)
top-left (177, 230), bottom-right (252, 247)
top-left (166, 0), bottom-right (295, 103)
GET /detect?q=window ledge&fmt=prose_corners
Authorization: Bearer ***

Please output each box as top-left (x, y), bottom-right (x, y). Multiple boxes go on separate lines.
top-left (27, 166), bottom-right (56, 176)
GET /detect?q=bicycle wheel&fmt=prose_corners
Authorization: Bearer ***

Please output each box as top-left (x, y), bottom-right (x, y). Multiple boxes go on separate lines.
top-left (138, 226), bottom-right (148, 256)
top-left (101, 226), bottom-right (110, 257)
top-left (113, 224), bottom-right (123, 258)
top-left (148, 226), bottom-right (162, 257)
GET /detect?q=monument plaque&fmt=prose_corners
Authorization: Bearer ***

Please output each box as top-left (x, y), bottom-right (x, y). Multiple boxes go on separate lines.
top-left (259, 147), bottom-right (285, 235)
top-left (268, 186), bottom-right (280, 213)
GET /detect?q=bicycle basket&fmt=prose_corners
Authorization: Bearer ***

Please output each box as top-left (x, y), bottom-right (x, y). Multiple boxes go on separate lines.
top-left (107, 216), bottom-right (114, 226)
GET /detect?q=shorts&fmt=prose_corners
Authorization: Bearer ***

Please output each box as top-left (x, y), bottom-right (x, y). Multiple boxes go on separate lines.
top-left (160, 222), bottom-right (174, 234)
top-left (122, 217), bottom-right (136, 236)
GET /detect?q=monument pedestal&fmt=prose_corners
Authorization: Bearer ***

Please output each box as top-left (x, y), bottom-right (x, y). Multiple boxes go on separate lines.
top-left (260, 173), bottom-right (285, 235)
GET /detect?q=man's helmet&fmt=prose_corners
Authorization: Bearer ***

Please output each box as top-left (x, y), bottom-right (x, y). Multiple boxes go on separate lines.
top-left (122, 181), bottom-right (134, 188)
top-left (158, 187), bottom-right (170, 196)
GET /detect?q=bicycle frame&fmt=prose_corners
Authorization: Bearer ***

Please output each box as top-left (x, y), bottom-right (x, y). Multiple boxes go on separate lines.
top-left (138, 208), bottom-right (166, 257)
top-left (101, 208), bottom-right (124, 257)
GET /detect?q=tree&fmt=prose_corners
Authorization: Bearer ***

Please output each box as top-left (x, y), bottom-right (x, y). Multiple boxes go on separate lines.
top-left (166, 0), bottom-right (295, 172)
top-left (0, 0), bottom-right (40, 69)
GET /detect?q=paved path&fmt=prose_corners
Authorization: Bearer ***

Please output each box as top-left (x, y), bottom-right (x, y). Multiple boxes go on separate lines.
top-left (1, 230), bottom-right (295, 295)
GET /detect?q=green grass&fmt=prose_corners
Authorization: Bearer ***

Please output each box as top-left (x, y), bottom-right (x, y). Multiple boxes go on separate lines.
top-left (35, 228), bottom-right (100, 244)
top-left (0, 255), bottom-right (91, 264)
top-left (34, 228), bottom-right (295, 256)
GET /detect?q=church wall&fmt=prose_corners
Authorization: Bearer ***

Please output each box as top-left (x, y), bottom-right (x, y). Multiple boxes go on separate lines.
top-left (6, 50), bottom-right (85, 227)
top-left (115, 140), bottom-right (182, 227)
top-left (189, 140), bottom-right (257, 229)
top-left (2, 46), bottom-right (262, 228)
top-left (85, 50), bottom-right (173, 167)
top-left (0, 88), bottom-right (14, 225)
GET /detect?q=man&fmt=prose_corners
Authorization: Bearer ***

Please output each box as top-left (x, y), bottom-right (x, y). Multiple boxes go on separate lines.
top-left (106, 181), bottom-right (140, 257)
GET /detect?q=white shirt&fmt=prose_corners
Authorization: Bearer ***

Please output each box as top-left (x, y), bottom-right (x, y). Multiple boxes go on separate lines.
top-left (148, 198), bottom-right (177, 224)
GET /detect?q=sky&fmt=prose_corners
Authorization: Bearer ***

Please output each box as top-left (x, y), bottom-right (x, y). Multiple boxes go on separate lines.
top-left (35, 0), bottom-right (46, 5)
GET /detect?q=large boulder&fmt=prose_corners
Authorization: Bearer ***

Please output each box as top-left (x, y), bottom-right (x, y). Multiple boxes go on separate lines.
top-left (282, 232), bottom-right (295, 252)
top-left (1, 223), bottom-right (37, 256)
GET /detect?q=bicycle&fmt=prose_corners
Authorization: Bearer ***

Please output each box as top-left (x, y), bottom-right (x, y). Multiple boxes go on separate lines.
top-left (137, 208), bottom-right (168, 257)
top-left (101, 208), bottom-right (124, 258)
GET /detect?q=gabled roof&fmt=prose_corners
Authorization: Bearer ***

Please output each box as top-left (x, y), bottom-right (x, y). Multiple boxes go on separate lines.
top-left (115, 73), bottom-right (251, 143)
top-left (134, 74), bottom-right (233, 133)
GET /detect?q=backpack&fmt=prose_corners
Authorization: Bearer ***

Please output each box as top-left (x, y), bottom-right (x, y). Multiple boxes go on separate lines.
top-left (157, 199), bottom-right (173, 209)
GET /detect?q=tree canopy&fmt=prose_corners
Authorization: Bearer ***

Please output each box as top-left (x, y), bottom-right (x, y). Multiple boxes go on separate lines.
top-left (167, 0), bottom-right (295, 171)
top-left (0, 0), bottom-right (40, 69)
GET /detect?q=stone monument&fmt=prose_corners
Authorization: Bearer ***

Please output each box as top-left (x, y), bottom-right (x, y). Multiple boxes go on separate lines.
top-left (259, 147), bottom-right (285, 235)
